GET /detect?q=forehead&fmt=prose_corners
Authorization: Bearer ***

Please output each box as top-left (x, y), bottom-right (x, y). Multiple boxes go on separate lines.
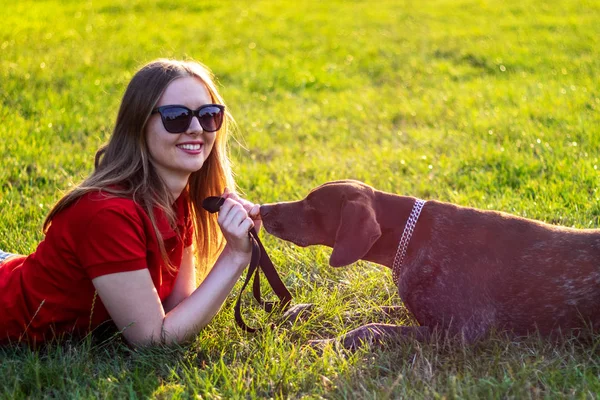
top-left (157, 76), bottom-right (212, 107)
top-left (307, 183), bottom-right (346, 201)
top-left (306, 181), bottom-right (369, 203)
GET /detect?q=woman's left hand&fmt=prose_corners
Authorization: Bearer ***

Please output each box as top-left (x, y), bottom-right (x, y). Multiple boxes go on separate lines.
top-left (222, 188), bottom-right (262, 232)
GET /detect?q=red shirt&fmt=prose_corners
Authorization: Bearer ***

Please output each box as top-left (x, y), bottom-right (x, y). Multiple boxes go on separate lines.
top-left (0, 191), bottom-right (193, 346)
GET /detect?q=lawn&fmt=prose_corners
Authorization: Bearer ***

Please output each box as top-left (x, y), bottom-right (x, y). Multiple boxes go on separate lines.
top-left (1, 0), bottom-right (599, 398)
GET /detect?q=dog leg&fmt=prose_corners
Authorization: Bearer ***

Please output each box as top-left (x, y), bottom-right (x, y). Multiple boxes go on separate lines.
top-left (309, 323), bottom-right (430, 350)
top-left (279, 303), bottom-right (315, 325)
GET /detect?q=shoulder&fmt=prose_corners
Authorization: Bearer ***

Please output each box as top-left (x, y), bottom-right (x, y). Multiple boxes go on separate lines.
top-left (70, 191), bottom-right (147, 218)
top-left (80, 191), bottom-right (139, 211)
top-left (56, 191), bottom-right (149, 230)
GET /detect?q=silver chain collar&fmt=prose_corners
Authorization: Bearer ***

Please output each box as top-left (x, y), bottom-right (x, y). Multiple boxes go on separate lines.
top-left (392, 199), bottom-right (426, 286)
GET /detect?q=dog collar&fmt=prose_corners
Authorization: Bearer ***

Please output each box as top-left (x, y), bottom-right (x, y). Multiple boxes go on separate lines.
top-left (392, 198), bottom-right (426, 286)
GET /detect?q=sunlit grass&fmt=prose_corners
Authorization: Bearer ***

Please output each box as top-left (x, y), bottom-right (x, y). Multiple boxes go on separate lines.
top-left (1, 0), bottom-right (599, 397)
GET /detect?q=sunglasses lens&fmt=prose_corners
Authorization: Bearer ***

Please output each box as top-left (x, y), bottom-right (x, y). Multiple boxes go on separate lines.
top-left (161, 107), bottom-right (191, 133)
top-left (157, 105), bottom-right (224, 133)
top-left (198, 106), bottom-right (224, 132)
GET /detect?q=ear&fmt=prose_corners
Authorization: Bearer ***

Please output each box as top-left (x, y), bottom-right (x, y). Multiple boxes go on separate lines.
top-left (329, 197), bottom-right (382, 267)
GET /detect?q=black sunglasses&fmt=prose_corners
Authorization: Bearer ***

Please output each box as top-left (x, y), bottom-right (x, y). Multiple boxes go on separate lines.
top-left (151, 104), bottom-right (225, 133)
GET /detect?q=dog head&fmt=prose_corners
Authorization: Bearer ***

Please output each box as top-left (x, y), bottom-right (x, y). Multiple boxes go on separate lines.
top-left (260, 180), bottom-right (382, 267)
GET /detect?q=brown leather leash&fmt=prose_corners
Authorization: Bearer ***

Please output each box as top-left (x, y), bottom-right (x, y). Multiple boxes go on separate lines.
top-left (202, 196), bottom-right (292, 332)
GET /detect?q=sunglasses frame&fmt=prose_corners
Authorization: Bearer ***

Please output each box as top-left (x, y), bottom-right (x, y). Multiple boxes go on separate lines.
top-left (151, 104), bottom-right (225, 134)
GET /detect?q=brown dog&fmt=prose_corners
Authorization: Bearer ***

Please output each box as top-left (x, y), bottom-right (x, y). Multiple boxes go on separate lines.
top-left (260, 180), bottom-right (600, 348)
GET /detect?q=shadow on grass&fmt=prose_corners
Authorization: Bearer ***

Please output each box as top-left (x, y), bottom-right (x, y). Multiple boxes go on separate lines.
top-left (0, 330), bottom-right (199, 398)
top-left (319, 327), bottom-right (600, 399)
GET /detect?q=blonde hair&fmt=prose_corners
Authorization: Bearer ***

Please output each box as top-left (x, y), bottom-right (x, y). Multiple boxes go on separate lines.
top-left (44, 59), bottom-right (235, 277)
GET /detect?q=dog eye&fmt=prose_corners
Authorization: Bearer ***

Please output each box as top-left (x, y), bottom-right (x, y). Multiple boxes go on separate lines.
top-left (304, 203), bottom-right (317, 213)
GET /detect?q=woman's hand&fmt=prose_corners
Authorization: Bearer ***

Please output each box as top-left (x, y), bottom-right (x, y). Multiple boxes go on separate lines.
top-left (217, 195), bottom-right (254, 264)
top-left (222, 188), bottom-right (262, 232)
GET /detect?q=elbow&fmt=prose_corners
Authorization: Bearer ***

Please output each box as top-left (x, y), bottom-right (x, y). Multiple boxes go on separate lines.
top-left (119, 321), bottom-right (167, 348)
top-left (154, 318), bottom-right (208, 346)
top-left (121, 315), bottom-right (210, 348)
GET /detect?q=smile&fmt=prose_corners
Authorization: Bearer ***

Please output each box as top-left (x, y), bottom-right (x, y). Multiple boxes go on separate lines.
top-left (177, 143), bottom-right (202, 151)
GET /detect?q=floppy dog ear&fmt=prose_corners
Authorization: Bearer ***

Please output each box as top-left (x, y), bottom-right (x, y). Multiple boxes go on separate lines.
top-left (329, 197), bottom-right (382, 267)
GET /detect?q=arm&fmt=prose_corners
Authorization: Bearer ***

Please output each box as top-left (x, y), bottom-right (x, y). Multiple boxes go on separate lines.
top-left (163, 245), bottom-right (196, 313)
top-left (163, 190), bottom-right (260, 314)
top-left (92, 197), bottom-right (255, 347)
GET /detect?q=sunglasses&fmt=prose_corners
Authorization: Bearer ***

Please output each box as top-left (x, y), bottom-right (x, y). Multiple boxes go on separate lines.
top-left (151, 104), bottom-right (225, 133)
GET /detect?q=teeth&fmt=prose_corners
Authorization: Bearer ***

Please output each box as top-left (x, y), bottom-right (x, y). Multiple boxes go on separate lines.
top-left (177, 144), bottom-right (201, 151)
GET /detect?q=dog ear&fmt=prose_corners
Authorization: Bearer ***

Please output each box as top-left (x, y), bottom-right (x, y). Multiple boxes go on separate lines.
top-left (329, 198), bottom-right (382, 267)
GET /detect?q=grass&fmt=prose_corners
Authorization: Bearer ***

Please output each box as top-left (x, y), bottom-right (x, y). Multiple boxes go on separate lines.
top-left (1, 0), bottom-right (600, 397)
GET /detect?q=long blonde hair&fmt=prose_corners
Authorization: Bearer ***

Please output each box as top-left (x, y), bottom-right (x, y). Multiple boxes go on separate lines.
top-left (44, 59), bottom-right (235, 276)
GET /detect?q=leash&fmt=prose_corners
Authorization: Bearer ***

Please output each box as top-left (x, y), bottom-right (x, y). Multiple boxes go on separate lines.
top-left (202, 196), bottom-right (292, 332)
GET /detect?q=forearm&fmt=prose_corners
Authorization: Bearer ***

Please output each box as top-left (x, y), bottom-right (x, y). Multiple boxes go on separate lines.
top-left (161, 244), bottom-right (249, 343)
top-left (162, 246), bottom-right (196, 313)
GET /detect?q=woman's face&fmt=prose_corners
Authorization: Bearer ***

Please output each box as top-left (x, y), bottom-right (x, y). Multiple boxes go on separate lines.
top-left (145, 76), bottom-right (218, 188)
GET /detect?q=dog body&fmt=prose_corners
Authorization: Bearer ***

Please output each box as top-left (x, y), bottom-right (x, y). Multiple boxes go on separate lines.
top-left (261, 180), bottom-right (600, 343)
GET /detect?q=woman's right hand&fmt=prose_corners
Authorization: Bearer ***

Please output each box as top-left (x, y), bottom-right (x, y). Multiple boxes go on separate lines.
top-left (217, 197), bottom-right (254, 265)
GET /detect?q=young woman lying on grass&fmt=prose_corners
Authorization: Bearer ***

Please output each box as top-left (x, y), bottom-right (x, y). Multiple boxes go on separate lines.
top-left (0, 59), bottom-right (261, 348)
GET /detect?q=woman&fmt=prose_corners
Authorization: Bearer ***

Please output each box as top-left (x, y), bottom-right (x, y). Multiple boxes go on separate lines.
top-left (0, 59), bottom-right (260, 347)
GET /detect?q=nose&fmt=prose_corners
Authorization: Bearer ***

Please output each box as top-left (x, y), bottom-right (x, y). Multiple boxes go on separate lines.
top-left (186, 116), bottom-right (203, 134)
top-left (259, 204), bottom-right (273, 219)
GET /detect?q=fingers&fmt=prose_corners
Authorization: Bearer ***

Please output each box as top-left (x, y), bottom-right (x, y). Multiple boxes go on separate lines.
top-left (239, 216), bottom-right (255, 234)
top-left (222, 190), bottom-right (245, 206)
top-left (222, 189), bottom-right (261, 220)
top-left (217, 198), bottom-right (255, 255)
top-left (248, 204), bottom-right (261, 220)
top-left (218, 198), bottom-right (254, 235)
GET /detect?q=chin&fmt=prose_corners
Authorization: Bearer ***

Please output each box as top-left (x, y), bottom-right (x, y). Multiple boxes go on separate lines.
top-left (182, 160), bottom-right (207, 174)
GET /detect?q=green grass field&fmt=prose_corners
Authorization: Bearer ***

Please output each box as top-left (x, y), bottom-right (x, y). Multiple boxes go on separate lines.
top-left (1, 0), bottom-right (600, 397)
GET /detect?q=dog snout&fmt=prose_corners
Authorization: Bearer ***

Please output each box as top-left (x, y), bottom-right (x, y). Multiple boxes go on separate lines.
top-left (260, 204), bottom-right (282, 235)
top-left (259, 204), bottom-right (276, 220)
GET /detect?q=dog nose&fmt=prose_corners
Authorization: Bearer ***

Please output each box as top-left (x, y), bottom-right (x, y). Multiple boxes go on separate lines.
top-left (259, 204), bottom-right (273, 219)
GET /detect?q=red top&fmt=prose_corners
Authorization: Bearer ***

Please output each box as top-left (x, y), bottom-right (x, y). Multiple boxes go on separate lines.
top-left (0, 190), bottom-right (193, 346)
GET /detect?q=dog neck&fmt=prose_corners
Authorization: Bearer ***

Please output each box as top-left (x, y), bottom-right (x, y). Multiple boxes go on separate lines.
top-left (362, 191), bottom-right (425, 269)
